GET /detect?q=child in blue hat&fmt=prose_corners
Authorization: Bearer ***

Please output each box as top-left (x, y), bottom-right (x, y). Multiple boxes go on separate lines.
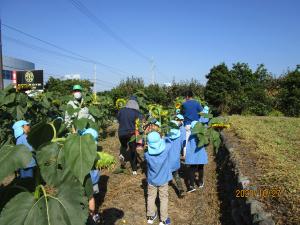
top-left (81, 128), bottom-right (101, 224)
top-left (199, 106), bottom-right (210, 125)
top-left (144, 131), bottom-right (172, 225)
top-left (175, 114), bottom-right (186, 143)
top-left (185, 121), bottom-right (208, 193)
top-left (12, 120), bottom-right (36, 178)
top-left (167, 119), bottom-right (186, 198)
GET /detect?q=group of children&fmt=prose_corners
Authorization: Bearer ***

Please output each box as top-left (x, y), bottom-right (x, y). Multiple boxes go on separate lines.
top-left (11, 104), bottom-right (210, 225)
top-left (144, 107), bottom-right (210, 225)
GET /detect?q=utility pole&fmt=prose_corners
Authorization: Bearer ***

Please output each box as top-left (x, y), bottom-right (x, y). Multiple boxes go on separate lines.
top-left (93, 64), bottom-right (96, 93)
top-left (151, 58), bottom-right (156, 85)
top-left (0, 19), bottom-right (4, 90)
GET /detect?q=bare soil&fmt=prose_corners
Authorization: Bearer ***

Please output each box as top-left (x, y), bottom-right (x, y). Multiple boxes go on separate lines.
top-left (97, 126), bottom-right (224, 225)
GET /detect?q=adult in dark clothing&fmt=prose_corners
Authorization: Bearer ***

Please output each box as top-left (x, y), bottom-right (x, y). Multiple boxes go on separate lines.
top-left (117, 97), bottom-right (142, 175)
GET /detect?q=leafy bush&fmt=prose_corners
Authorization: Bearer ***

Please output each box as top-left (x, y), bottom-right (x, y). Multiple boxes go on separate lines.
top-left (0, 120), bottom-right (97, 225)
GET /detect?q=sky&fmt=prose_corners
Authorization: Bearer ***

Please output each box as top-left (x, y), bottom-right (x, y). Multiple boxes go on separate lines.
top-left (1, 0), bottom-right (299, 91)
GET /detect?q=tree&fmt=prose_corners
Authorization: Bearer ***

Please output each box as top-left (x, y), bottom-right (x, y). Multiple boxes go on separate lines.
top-left (278, 66), bottom-right (300, 117)
top-left (44, 77), bottom-right (93, 94)
top-left (109, 76), bottom-right (145, 101)
top-left (146, 84), bottom-right (169, 106)
top-left (204, 63), bottom-right (275, 115)
top-left (204, 63), bottom-right (241, 114)
top-left (231, 63), bottom-right (273, 115)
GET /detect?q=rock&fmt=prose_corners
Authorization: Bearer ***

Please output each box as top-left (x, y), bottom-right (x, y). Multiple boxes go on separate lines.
top-left (250, 200), bottom-right (264, 215)
top-left (252, 211), bottom-right (273, 223)
top-left (238, 175), bottom-right (250, 189)
top-left (257, 218), bottom-right (275, 225)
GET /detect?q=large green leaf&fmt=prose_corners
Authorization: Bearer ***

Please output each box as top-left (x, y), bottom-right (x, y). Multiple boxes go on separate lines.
top-left (16, 93), bottom-right (28, 108)
top-left (3, 93), bottom-right (16, 105)
top-left (191, 122), bottom-right (210, 148)
top-left (41, 96), bottom-right (51, 108)
top-left (196, 135), bottom-right (209, 148)
top-left (83, 175), bottom-right (93, 199)
top-left (0, 144), bottom-right (32, 182)
top-left (63, 134), bottom-right (97, 184)
top-left (66, 104), bottom-right (80, 117)
top-left (73, 118), bottom-right (89, 130)
top-left (7, 105), bottom-right (27, 120)
top-left (73, 118), bottom-right (98, 131)
top-left (37, 143), bottom-right (72, 186)
top-left (0, 180), bottom-right (88, 225)
top-left (88, 105), bottom-right (101, 118)
top-left (209, 128), bottom-right (221, 153)
top-left (27, 122), bottom-right (55, 150)
top-left (0, 192), bottom-right (36, 224)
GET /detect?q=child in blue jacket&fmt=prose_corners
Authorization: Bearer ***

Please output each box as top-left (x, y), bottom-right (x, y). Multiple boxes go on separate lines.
top-left (81, 128), bottom-right (101, 224)
top-left (12, 120), bottom-right (36, 178)
top-left (185, 121), bottom-right (208, 193)
top-left (145, 131), bottom-right (172, 225)
top-left (167, 118), bottom-right (186, 198)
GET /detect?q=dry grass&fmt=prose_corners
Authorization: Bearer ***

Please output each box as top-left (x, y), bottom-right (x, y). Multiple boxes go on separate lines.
top-left (227, 115), bottom-right (300, 224)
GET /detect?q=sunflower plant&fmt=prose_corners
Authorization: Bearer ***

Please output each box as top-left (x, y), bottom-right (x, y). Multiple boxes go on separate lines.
top-left (115, 98), bottom-right (127, 110)
top-left (191, 116), bottom-right (230, 153)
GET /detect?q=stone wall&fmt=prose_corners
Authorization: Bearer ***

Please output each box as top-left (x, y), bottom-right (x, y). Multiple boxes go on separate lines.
top-left (219, 132), bottom-right (275, 225)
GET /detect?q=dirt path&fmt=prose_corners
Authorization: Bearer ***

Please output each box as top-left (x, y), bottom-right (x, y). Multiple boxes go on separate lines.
top-left (97, 127), bottom-right (223, 225)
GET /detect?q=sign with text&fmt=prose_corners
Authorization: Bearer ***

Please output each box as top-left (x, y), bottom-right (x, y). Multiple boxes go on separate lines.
top-left (16, 70), bottom-right (43, 90)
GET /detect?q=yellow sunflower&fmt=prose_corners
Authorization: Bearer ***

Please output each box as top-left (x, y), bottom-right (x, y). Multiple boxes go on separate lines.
top-left (115, 98), bottom-right (127, 110)
top-left (175, 102), bottom-right (181, 109)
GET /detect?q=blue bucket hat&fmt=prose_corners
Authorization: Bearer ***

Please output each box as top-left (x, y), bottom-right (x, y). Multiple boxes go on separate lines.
top-left (168, 120), bottom-right (181, 140)
top-left (191, 121), bottom-right (199, 129)
top-left (12, 120), bottom-right (30, 139)
top-left (176, 114), bottom-right (184, 120)
top-left (202, 106), bottom-right (209, 114)
top-left (147, 132), bottom-right (166, 155)
top-left (154, 121), bottom-right (161, 127)
top-left (82, 128), bottom-right (98, 141)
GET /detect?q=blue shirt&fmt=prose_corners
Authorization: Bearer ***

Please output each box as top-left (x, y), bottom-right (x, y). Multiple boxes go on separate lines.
top-left (182, 100), bottom-right (203, 125)
top-left (144, 140), bottom-right (172, 186)
top-left (16, 134), bottom-right (36, 168)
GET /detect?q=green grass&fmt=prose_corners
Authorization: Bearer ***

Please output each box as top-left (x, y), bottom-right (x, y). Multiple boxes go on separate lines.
top-left (228, 115), bottom-right (300, 223)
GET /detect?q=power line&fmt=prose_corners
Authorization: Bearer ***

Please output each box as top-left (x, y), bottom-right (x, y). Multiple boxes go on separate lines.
top-left (68, 0), bottom-right (152, 63)
top-left (2, 23), bottom-right (131, 77)
top-left (4, 35), bottom-right (95, 63)
top-left (3, 51), bottom-right (118, 87)
top-left (67, 0), bottom-right (173, 83)
top-left (3, 23), bottom-right (171, 84)
top-left (3, 35), bottom-right (124, 83)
